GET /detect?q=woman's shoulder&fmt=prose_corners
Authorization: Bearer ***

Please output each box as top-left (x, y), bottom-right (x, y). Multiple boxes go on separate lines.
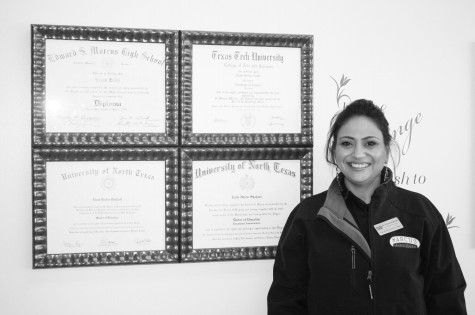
top-left (389, 184), bottom-right (443, 225)
top-left (390, 185), bottom-right (435, 207)
top-left (291, 190), bottom-right (328, 220)
top-left (302, 190), bottom-right (328, 207)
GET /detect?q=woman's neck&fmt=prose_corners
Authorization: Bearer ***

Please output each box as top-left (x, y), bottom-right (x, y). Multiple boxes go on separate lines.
top-left (344, 178), bottom-right (381, 204)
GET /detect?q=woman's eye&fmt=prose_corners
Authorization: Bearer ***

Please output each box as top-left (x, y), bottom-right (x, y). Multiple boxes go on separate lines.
top-left (340, 141), bottom-right (352, 147)
top-left (366, 141), bottom-right (377, 147)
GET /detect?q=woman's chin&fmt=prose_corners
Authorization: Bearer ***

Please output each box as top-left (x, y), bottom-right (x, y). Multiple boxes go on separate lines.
top-left (344, 174), bottom-right (379, 188)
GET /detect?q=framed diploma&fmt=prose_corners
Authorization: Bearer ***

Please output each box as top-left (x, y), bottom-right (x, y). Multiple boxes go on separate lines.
top-left (31, 25), bottom-right (179, 146)
top-left (180, 148), bottom-right (312, 262)
top-left (32, 148), bottom-right (179, 268)
top-left (180, 31), bottom-right (313, 146)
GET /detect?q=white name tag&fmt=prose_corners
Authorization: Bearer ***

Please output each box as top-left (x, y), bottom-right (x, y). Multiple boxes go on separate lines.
top-left (374, 217), bottom-right (403, 236)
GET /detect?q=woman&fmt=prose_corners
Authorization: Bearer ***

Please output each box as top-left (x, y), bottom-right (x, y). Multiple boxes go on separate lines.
top-left (267, 99), bottom-right (467, 314)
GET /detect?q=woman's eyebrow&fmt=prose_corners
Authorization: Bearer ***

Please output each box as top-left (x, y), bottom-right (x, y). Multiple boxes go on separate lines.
top-left (337, 136), bottom-right (381, 140)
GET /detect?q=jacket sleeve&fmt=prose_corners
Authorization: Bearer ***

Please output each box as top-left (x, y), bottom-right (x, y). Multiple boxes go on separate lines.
top-left (423, 212), bottom-right (467, 315)
top-left (267, 205), bottom-right (309, 315)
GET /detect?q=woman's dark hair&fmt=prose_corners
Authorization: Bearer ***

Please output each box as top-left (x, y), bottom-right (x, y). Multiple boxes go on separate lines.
top-left (325, 99), bottom-right (393, 166)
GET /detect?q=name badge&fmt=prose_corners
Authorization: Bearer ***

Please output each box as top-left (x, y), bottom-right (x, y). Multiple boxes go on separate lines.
top-left (374, 217), bottom-right (403, 236)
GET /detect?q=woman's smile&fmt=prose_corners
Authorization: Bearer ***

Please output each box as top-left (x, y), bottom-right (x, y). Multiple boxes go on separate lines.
top-left (348, 162), bottom-right (371, 169)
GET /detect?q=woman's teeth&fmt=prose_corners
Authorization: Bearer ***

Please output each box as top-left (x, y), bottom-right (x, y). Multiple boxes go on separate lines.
top-left (350, 163), bottom-right (370, 169)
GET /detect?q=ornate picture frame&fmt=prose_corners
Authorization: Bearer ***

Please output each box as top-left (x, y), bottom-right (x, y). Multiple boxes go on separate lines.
top-left (180, 147), bottom-right (312, 262)
top-left (180, 31), bottom-right (313, 146)
top-left (32, 148), bottom-right (179, 268)
top-left (32, 25), bottom-right (179, 146)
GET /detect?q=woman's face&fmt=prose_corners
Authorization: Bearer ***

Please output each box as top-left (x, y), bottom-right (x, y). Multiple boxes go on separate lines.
top-left (334, 116), bottom-right (388, 190)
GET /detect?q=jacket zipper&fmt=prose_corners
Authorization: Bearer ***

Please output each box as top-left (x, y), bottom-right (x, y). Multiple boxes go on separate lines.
top-left (368, 203), bottom-right (375, 314)
top-left (351, 245), bottom-right (356, 289)
top-left (367, 270), bottom-right (374, 300)
top-left (351, 245), bottom-right (356, 269)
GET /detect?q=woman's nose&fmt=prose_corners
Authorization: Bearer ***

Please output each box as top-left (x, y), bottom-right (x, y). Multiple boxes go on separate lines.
top-left (353, 143), bottom-right (365, 158)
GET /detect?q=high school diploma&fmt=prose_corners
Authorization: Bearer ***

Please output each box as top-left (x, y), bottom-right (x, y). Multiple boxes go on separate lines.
top-left (192, 159), bottom-right (301, 249)
top-left (45, 39), bottom-right (166, 133)
top-left (46, 160), bottom-right (166, 254)
top-left (192, 45), bottom-right (301, 134)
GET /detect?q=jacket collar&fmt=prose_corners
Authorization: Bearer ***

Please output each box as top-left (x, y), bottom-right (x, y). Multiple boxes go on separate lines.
top-left (338, 167), bottom-right (394, 201)
top-left (316, 169), bottom-right (395, 260)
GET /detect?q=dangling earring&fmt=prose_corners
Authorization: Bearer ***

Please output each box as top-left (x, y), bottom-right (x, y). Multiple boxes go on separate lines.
top-left (336, 166), bottom-right (344, 192)
top-left (384, 164), bottom-right (389, 182)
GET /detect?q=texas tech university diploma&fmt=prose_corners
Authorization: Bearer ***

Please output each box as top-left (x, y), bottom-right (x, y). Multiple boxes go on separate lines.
top-left (192, 45), bottom-right (301, 134)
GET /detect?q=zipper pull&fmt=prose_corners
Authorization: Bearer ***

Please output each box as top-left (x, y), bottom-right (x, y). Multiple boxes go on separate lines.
top-left (367, 270), bottom-right (374, 300)
top-left (351, 245), bottom-right (356, 269)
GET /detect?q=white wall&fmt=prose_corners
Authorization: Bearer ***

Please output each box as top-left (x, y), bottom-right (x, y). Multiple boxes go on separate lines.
top-left (1, 0), bottom-right (474, 314)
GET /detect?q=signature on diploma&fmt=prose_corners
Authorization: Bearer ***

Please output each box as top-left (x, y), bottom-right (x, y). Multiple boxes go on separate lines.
top-left (98, 238), bottom-right (118, 247)
top-left (135, 238), bottom-right (151, 245)
top-left (63, 241), bottom-right (82, 248)
top-left (269, 116), bottom-right (285, 127)
top-left (213, 118), bottom-right (227, 123)
top-left (60, 115), bottom-right (100, 127)
top-left (117, 115), bottom-right (160, 127)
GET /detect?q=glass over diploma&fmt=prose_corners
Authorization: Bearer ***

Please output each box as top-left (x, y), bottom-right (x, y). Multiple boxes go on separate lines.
top-left (45, 40), bottom-right (166, 133)
top-left (192, 45), bottom-right (301, 134)
top-left (46, 160), bottom-right (166, 254)
top-left (192, 159), bottom-right (301, 249)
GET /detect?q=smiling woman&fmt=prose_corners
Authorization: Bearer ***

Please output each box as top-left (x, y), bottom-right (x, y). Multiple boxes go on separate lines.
top-left (268, 99), bottom-right (467, 315)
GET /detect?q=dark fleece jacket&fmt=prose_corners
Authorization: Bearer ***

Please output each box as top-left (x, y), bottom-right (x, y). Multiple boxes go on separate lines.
top-left (268, 177), bottom-right (467, 315)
